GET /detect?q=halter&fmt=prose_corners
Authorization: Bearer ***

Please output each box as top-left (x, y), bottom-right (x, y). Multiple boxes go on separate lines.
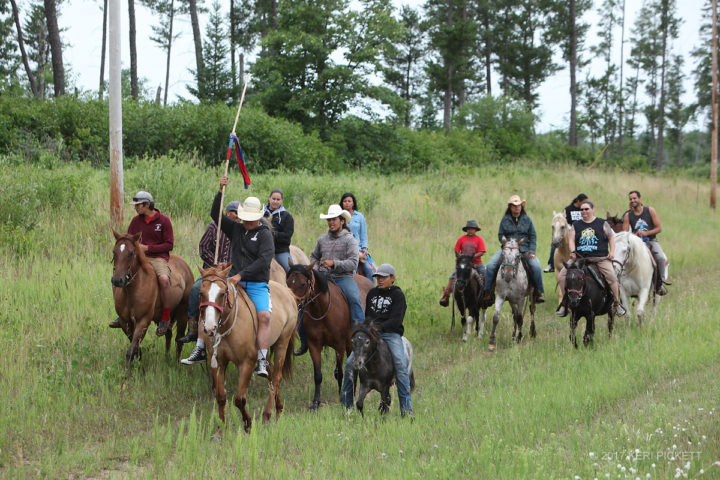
top-left (501, 245), bottom-right (520, 278)
top-left (292, 270), bottom-right (332, 321)
top-left (612, 235), bottom-right (635, 275)
top-left (566, 268), bottom-right (586, 300)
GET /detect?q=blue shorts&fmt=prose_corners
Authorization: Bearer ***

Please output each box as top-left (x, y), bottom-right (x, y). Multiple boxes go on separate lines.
top-left (239, 281), bottom-right (272, 313)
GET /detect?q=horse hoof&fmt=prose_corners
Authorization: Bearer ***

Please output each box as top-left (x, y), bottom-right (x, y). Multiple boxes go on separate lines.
top-left (488, 343), bottom-right (496, 352)
top-left (462, 336), bottom-right (467, 343)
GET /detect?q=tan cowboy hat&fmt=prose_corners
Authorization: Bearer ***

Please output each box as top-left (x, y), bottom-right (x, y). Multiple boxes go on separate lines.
top-left (320, 204), bottom-right (351, 223)
top-left (238, 196), bottom-right (264, 221)
top-left (507, 195), bottom-right (526, 207)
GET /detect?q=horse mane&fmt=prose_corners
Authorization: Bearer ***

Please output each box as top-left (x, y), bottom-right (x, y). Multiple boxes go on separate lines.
top-left (287, 264), bottom-right (330, 294)
top-left (118, 234), bottom-right (154, 276)
top-left (352, 321), bottom-right (380, 342)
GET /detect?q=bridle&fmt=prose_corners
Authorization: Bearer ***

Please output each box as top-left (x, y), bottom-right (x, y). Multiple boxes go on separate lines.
top-left (289, 269), bottom-right (332, 321)
top-left (501, 245), bottom-right (521, 279)
top-left (112, 239), bottom-right (140, 286)
top-left (199, 275), bottom-right (236, 330)
top-left (612, 235), bottom-right (633, 275)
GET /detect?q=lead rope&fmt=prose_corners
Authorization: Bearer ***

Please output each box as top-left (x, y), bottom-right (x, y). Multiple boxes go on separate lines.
top-left (211, 283), bottom-right (241, 368)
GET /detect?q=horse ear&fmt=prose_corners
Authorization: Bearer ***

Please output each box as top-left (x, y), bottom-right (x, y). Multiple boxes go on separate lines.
top-left (517, 238), bottom-right (524, 245)
top-left (219, 264), bottom-right (232, 278)
top-left (198, 265), bottom-right (206, 277)
top-left (307, 261), bottom-right (316, 271)
top-left (131, 231), bottom-right (142, 243)
top-left (553, 210), bottom-right (557, 216)
top-left (455, 251), bottom-right (460, 258)
top-left (112, 227), bottom-right (122, 240)
top-left (288, 257), bottom-right (294, 267)
top-left (501, 236), bottom-right (507, 245)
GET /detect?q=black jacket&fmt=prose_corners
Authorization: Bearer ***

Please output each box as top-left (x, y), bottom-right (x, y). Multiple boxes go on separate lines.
top-left (365, 285), bottom-right (406, 336)
top-left (264, 207), bottom-right (294, 254)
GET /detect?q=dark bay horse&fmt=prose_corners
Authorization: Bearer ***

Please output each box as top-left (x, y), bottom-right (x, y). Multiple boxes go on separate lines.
top-left (489, 238), bottom-right (537, 351)
top-left (453, 253), bottom-right (492, 342)
top-left (564, 259), bottom-right (615, 348)
top-left (350, 322), bottom-right (415, 417)
top-left (199, 265), bottom-right (297, 432)
top-left (111, 229), bottom-right (193, 369)
top-left (286, 263), bottom-right (373, 411)
top-left (606, 213), bottom-right (625, 233)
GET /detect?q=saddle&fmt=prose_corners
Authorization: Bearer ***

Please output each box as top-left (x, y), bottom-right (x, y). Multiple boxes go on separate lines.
top-left (575, 258), bottom-right (608, 291)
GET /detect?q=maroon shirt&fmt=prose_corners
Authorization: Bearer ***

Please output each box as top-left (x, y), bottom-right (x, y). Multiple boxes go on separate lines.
top-left (128, 210), bottom-right (174, 261)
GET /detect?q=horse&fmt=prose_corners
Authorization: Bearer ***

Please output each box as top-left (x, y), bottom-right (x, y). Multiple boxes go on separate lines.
top-left (269, 245), bottom-right (310, 284)
top-left (285, 263), bottom-right (374, 410)
top-left (612, 231), bottom-right (658, 325)
top-left (452, 253), bottom-right (492, 342)
top-left (111, 229), bottom-right (194, 369)
top-left (488, 238), bottom-right (537, 351)
top-left (290, 245), bottom-right (310, 265)
top-left (198, 265), bottom-right (297, 433)
top-left (564, 258), bottom-right (615, 348)
top-left (350, 322), bottom-right (415, 416)
top-left (551, 212), bottom-right (572, 305)
top-left (606, 212), bottom-right (625, 233)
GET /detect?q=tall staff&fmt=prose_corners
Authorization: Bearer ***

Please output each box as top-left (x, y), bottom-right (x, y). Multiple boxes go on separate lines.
top-left (215, 75), bottom-right (251, 264)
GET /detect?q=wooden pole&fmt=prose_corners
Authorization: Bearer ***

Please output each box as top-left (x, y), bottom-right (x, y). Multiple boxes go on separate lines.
top-left (712, 0), bottom-right (718, 209)
top-left (214, 75), bottom-right (251, 264)
top-left (109, 0), bottom-right (123, 225)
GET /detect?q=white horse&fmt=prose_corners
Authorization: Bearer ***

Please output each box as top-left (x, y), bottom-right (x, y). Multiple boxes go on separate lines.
top-left (488, 238), bottom-right (537, 351)
top-left (613, 231), bottom-right (657, 325)
top-left (551, 212), bottom-right (572, 306)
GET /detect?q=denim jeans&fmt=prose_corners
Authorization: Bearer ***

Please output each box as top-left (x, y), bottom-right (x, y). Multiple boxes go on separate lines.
top-left (358, 260), bottom-right (374, 281)
top-left (341, 333), bottom-right (412, 414)
top-left (483, 250), bottom-right (544, 294)
top-left (188, 277), bottom-right (202, 319)
top-left (275, 252), bottom-right (291, 273)
top-left (546, 244), bottom-right (556, 266)
top-left (332, 275), bottom-right (365, 324)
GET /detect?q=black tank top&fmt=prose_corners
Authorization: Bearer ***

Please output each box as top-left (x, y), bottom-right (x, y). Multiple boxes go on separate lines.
top-left (627, 207), bottom-right (656, 240)
top-left (574, 217), bottom-right (609, 257)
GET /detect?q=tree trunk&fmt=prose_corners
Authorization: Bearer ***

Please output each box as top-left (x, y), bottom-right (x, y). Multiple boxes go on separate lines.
top-left (568, 0), bottom-right (577, 146)
top-left (444, 64), bottom-right (453, 133)
top-left (188, 0), bottom-right (203, 87)
top-left (230, 0), bottom-right (236, 90)
top-left (10, 0), bottom-right (39, 98)
top-left (128, 0), bottom-right (138, 98)
top-left (99, 0), bottom-right (108, 100)
top-left (617, 0), bottom-right (626, 156)
top-left (44, 0), bottom-right (65, 96)
top-left (655, 0), bottom-right (669, 171)
top-left (163, 0), bottom-right (175, 106)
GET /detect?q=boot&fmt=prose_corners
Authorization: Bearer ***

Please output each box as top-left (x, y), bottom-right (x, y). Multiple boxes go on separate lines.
top-left (109, 317), bottom-right (122, 328)
top-left (614, 302), bottom-right (627, 316)
top-left (656, 284), bottom-right (668, 296)
top-left (534, 290), bottom-right (545, 304)
top-left (294, 314), bottom-right (308, 356)
top-left (439, 279), bottom-right (454, 307)
top-left (555, 295), bottom-right (568, 317)
top-left (178, 317), bottom-right (198, 343)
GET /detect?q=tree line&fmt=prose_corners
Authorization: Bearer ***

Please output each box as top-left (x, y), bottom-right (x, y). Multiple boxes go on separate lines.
top-left (0, 0), bottom-right (716, 170)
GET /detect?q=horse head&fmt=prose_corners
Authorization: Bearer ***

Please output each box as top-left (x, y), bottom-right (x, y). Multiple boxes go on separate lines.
top-left (351, 321), bottom-right (380, 371)
top-left (111, 228), bottom-right (143, 287)
top-left (605, 213), bottom-right (625, 233)
top-left (454, 252), bottom-right (475, 292)
top-left (564, 260), bottom-right (587, 308)
top-left (198, 264), bottom-right (233, 337)
top-left (286, 263), bottom-right (315, 302)
top-left (551, 212), bottom-right (569, 248)
top-left (499, 237), bottom-right (523, 282)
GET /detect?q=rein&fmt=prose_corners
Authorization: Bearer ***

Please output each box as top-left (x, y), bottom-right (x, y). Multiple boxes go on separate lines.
top-left (296, 271), bottom-right (332, 321)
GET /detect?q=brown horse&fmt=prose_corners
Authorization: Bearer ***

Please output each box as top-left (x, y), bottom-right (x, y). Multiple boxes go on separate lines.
top-left (606, 212), bottom-right (625, 233)
top-left (286, 263), bottom-right (373, 410)
top-left (551, 212), bottom-right (572, 306)
top-left (199, 265), bottom-right (297, 432)
top-left (111, 229), bottom-right (194, 369)
top-left (290, 245), bottom-right (310, 265)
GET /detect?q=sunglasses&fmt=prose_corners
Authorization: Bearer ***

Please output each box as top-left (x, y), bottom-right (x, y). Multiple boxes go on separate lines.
top-left (580, 207), bottom-right (591, 211)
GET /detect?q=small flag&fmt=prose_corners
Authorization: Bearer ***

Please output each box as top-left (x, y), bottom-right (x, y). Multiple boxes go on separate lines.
top-left (227, 134), bottom-right (251, 189)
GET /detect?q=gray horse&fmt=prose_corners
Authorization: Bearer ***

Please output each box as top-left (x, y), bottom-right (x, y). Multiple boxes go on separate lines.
top-left (488, 237), bottom-right (537, 351)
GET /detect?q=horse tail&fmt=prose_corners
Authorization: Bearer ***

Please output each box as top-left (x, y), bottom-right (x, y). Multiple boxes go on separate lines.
top-left (409, 371), bottom-right (416, 392)
top-left (281, 333), bottom-right (294, 380)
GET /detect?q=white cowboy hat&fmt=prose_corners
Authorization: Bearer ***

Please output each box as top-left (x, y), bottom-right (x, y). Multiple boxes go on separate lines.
top-left (507, 194), bottom-right (526, 207)
top-left (238, 196), bottom-right (264, 221)
top-left (320, 204), bottom-right (351, 223)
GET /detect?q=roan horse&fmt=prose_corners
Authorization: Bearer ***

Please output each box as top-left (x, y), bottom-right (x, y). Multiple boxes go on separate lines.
top-left (111, 229), bottom-right (194, 369)
top-left (551, 212), bottom-right (572, 306)
top-left (350, 322), bottom-right (415, 416)
top-left (452, 253), bottom-right (493, 342)
top-left (564, 258), bottom-right (615, 348)
top-left (198, 265), bottom-right (297, 432)
top-left (489, 238), bottom-right (537, 351)
top-left (612, 231), bottom-right (658, 325)
top-left (286, 263), bottom-right (373, 410)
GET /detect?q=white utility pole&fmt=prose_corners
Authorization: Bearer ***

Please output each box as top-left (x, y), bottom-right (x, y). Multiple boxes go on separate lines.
top-left (109, 0), bottom-right (124, 224)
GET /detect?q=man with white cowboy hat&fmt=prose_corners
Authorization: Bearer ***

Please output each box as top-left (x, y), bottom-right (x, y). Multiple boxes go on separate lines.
top-left (198, 175), bottom-right (275, 377)
top-left (482, 194), bottom-right (545, 304)
top-left (295, 204), bottom-right (363, 356)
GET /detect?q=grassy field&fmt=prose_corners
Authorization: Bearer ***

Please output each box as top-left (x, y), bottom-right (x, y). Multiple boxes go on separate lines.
top-left (1, 159), bottom-right (718, 479)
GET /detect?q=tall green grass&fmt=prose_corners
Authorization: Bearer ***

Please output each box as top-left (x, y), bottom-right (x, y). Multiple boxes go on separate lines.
top-left (1, 158), bottom-right (718, 478)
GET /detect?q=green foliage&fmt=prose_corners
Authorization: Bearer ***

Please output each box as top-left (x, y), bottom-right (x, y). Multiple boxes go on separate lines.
top-left (454, 95), bottom-right (536, 157)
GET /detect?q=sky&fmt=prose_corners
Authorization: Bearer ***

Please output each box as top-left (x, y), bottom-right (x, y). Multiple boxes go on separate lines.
top-left (57, 0), bottom-right (707, 132)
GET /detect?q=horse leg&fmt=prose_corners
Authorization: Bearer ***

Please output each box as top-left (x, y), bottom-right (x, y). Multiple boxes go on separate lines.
top-left (569, 312), bottom-right (579, 349)
top-left (513, 303), bottom-right (523, 344)
top-left (583, 313), bottom-right (595, 347)
top-left (334, 349), bottom-right (345, 400)
top-left (529, 299), bottom-right (537, 338)
top-left (489, 302), bottom-right (501, 351)
top-left (234, 359), bottom-right (254, 433)
top-left (379, 385), bottom-right (391, 415)
top-left (607, 309), bottom-right (615, 339)
top-left (212, 363), bottom-right (228, 429)
top-left (458, 297), bottom-right (468, 342)
top-left (125, 319), bottom-right (150, 369)
top-left (463, 314), bottom-right (473, 343)
top-left (635, 288), bottom-right (650, 327)
top-left (356, 383), bottom-right (369, 417)
top-left (477, 308), bottom-right (486, 339)
top-left (308, 345), bottom-right (323, 411)
top-left (173, 304), bottom-right (189, 361)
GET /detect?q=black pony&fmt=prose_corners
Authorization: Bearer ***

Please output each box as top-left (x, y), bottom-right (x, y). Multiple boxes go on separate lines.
top-left (564, 259), bottom-right (615, 348)
top-left (350, 322), bottom-right (415, 416)
top-left (453, 253), bottom-right (493, 342)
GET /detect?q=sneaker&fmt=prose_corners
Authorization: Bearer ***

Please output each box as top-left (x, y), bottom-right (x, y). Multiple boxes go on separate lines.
top-left (555, 306), bottom-right (568, 317)
top-left (180, 345), bottom-right (207, 365)
top-left (543, 265), bottom-right (554, 273)
top-left (656, 285), bottom-right (668, 296)
top-left (255, 358), bottom-right (269, 378)
top-left (109, 317), bottom-right (122, 328)
top-left (615, 303), bottom-right (627, 317)
top-left (156, 320), bottom-right (170, 337)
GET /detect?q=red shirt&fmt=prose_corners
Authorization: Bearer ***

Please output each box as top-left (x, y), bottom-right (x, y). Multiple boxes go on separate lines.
top-left (127, 211), bottom-right (174, 261)
top-left (454, 234), bottom-right (486, 265)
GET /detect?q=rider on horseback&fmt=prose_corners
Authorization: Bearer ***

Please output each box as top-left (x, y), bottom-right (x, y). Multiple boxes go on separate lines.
top-left (108, 191), bottom-right (176, 336)
top-left (621, 190), bottom-right (668, 296)
top-left (439, 220), bottom-right (487, 307)
top-left (556, 201), bottom-right (627, 318)
top-left (482, 195), bottom-right (545, 304)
